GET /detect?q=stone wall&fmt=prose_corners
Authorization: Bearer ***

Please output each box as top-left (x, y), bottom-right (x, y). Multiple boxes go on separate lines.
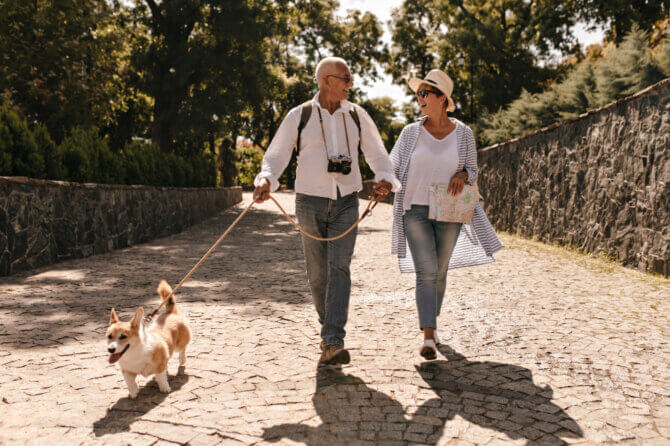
top-left (0, 177), bottom-right (242, 275)
top-left (478, 79), bottom-right (669, 276)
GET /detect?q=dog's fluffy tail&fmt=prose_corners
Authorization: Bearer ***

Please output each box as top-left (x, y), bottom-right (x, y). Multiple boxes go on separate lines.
top-left (157, 280), bottom-right (176, 312)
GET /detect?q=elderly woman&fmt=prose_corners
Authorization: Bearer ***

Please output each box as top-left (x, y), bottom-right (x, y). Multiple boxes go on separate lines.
top-left (390, 69), bottom-right (502, 360)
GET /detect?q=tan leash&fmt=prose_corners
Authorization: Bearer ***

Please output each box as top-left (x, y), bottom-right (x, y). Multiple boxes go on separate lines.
top-left (145, 194), bottom-right (379, 322)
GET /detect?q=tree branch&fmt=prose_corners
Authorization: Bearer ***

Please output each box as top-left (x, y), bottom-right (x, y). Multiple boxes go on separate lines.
top-left (448, 0), bottom-right (512, 58)
top-left (143, 0), bottom-right (166, 35)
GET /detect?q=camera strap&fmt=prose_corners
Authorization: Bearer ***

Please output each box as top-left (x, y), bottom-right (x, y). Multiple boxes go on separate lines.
top-left (316, 106), bottom-right (354, 159)
top-left (296, 102), bottom-right (361, 156)
top-left (316, 107), bottom-right (331, 160)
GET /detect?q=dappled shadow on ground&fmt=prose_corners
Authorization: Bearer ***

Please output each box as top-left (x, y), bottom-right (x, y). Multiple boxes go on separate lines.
top-left (93, 369), bottom-right (189, 436)
top-left (0, 194), bottom-right (314, 348)
top-left (263, 346), bottom-right (582, 445)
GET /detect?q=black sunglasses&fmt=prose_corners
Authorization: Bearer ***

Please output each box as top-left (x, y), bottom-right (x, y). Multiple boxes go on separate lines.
top-left (416, 89), bottom-right (441, 98)
top-left (327, 74), bottom-right (352, 83)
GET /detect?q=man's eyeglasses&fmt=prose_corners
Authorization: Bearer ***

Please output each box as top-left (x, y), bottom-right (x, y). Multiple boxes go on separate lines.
top-left (416, 89), bottom-right (441, 98)
top-left (327, 74), bottom-right (352, 83)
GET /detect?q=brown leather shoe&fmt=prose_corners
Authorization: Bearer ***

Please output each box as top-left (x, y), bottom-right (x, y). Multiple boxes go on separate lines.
top-left (319, 343), bottom-right (350, 366)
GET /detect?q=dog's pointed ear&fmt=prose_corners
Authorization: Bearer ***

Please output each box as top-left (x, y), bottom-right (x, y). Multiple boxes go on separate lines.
top-left (110, 308), bottom-right (119, 325)
top-left (130, 307), bottom-right (144, 329)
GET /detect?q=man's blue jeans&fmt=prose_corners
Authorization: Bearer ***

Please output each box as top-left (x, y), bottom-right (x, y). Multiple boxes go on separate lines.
top-left (295, 192), bottom-right (358, 346)
top-left (403, 205), bottom-right (462, 330)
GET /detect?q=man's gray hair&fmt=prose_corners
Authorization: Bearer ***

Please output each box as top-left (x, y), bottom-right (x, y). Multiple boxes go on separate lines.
top-left (315, 57), bottom-right (349, 83)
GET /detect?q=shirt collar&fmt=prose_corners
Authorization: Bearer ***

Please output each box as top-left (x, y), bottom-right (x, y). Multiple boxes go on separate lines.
top-left (313, 92), bottom-right (354, 114)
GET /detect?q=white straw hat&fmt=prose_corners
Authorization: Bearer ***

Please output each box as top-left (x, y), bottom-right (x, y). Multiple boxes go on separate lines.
top-left (408, 69), bottom-right (456, 112)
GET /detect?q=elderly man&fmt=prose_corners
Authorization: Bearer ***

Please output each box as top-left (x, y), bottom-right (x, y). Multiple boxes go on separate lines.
top-left (253, 57), bottom-right (400, 366)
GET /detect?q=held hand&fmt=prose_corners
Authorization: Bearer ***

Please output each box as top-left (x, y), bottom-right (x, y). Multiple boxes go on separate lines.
top-left (371, 179), bottom-right (392, 201)
top-left (253, 178), bottom-right (271, 203)
top-left (447, 171), bottom-right (468, 196)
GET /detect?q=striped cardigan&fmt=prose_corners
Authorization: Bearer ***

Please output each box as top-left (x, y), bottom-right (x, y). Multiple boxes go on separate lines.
top-left (390, 117), bottom-right (503, 273)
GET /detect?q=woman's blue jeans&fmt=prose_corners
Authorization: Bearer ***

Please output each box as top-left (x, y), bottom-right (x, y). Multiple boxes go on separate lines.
top-left (295, 192), bottom-right (358, 346)
top-left (403, 205), bottom-right (462, 330)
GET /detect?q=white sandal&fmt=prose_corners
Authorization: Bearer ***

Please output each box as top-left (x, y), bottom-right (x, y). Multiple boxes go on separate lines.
top-left (420, 339), bottom-right (437, 360)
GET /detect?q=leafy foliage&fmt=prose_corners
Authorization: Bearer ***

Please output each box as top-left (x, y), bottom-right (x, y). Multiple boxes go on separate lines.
top-left (0, 0), bottom-right (130, 142)
top-left (659, 27), bottom-right (670, 76)
top-left (388, 0), bottom-right (578, 124)
top-left (479, 27), bottom-right (668, 146)
top-left (122, 140), bottom-right (216, 187)
top-left (1, 0), bottom-right (667, 187)
top-left (576, 0), bottom-right (670, 42)
top-left (57, 128), bottom-right (125, 184)
top-left (235, 145), bottom-right (264, 188)
top-left (0, 106), bottom-right (45, 178)
top-left (594, 26), bottom-right (666, 104)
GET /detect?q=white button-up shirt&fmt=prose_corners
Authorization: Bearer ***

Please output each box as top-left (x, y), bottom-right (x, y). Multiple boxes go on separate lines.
top-left (254, 93), bottom-right (401, 199)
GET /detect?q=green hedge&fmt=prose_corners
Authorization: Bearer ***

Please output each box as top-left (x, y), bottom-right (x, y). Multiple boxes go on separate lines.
top-left (0, 105), bottom-right (216, 187)
top-left (0, 106), bottom-right (45, 178)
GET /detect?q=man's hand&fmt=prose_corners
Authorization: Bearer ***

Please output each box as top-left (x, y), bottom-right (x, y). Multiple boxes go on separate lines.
top-left (447, 171), bottom-right (469, 196)
top-left (253, 178), bottom-right (271, 203)
top-left (371, 179), bottom-right (392, 201)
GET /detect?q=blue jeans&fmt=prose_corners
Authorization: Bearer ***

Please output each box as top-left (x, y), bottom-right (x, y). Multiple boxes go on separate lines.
top-left (295, 192), bottom-right (358, 346)
top-left (403, 205), bottom-right (462, 330)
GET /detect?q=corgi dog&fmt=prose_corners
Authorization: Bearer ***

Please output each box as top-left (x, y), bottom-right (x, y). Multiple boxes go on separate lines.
top-left (106, 280), bottom-right (191, 398)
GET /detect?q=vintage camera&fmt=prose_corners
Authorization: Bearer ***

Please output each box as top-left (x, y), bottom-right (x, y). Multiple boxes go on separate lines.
top-left (327, 155), bottom-right (352, 175)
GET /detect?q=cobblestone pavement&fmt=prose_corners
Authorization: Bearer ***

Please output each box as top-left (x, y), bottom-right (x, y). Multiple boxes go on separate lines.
top-left (1, 192), bottom-right (669, 445)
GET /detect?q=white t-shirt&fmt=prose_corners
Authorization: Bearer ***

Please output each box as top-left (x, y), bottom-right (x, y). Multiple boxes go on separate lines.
top-left (403, 125), bottom-right (459, 211)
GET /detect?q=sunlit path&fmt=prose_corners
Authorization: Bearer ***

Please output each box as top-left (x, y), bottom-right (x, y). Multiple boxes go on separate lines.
top-left (1, 192), bottom-right (668, 445)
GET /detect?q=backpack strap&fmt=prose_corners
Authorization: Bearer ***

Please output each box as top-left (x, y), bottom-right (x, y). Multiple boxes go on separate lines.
top-left (296, 101), bottom-right (313, 155)
top-left (349, 107), bottom-right (362, 152)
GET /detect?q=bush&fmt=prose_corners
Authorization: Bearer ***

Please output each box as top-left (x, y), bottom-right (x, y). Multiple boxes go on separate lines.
top-left (0, 106), bottom-right (45, 178)
top-left (235, 145), bottom-right (264, 188)
top-left (122, 140), bottom-right (160, 186)
top-left (57, 128), bottom-right (125, 184)
top-left (32, 123), bottom-right (66, 180)
top-left (121, 140), bottom-right (216, 187)
top-left (0, 107), bottom-right (219, 187)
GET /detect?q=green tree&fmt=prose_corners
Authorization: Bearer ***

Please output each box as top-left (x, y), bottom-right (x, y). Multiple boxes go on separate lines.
top-left (0, 106), bottom-right (45, 178)
top-left (576, 0), bottom-right (670, 42)
top-left (0, 0), bottom-right (129, 142)
top-left (594, 25), bottom-right (665, 105)
top-left (359, 97), bottom-right (404, 150)
top-left (239, 0), bottom-right (390, 152)
top-left (234, 0), bottom-right (390, 188)
top-left (388, 0), bottom-right (580, 125)
top-left (357, 96), bottom-right (404, 180)
top-left (479, 26), bottom-right (667, 146)
top-left (127, 0), bottom-right (275, 154)
top-left (658, 27), bottom-right (670, 76)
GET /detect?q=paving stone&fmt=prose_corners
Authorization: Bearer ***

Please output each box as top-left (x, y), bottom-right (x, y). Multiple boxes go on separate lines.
top-left (0, 192), bottom-right (668, 445)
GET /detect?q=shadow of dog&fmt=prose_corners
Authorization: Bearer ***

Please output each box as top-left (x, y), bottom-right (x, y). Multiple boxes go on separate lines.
top-left (93, 368), bottom-right (189, 437)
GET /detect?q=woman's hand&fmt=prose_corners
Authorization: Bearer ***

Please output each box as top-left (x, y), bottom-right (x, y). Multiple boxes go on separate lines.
top-left (447, 171), bottom-right (469, 196)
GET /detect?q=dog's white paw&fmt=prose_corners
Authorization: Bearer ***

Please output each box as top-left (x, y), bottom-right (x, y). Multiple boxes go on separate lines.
top-left (158, 384), bottom-right (171, 393)
top-left (128, 389), bottom-right (139, 399)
